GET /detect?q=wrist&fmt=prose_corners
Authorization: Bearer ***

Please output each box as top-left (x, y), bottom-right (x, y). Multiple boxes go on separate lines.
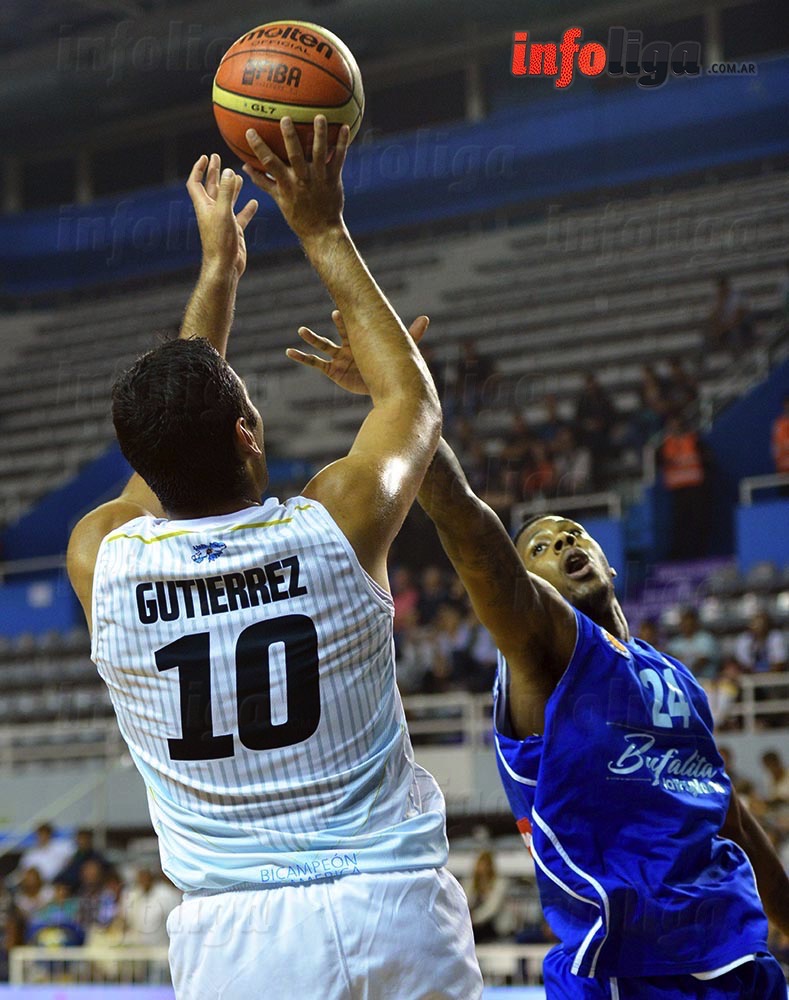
top-left (299, 220), bottom-right (348, 251)
top-left (199, 258), bottom-right (238, 287)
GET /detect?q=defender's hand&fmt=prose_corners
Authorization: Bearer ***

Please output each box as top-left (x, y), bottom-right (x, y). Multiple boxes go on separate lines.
top-left (186, 153), bottom-right (258, 278)
top-left (287, 313), bottom-right (430, 395)
top-left (243, 116), bottom-right (349, 240)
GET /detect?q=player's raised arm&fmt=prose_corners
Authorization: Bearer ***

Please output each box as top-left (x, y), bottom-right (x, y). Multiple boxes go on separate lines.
top-left (67, 155), bottom-right (257, 630)
top-left (244, 116), bottom-right (441, 589)
top-left (417, 439), bottom-right (576, 730)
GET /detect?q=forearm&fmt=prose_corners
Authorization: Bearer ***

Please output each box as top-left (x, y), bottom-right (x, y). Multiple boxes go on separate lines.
top-left (179, 260), bottom-right (239, 358)
top-left (733, 799), bottom-right (789, 933)
top-left (418, 438), bottom-right (485, 532)
top-left (301, 225), bottom-right (436, 407)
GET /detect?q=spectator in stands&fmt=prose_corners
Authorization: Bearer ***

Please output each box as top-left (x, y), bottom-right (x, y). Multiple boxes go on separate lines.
top-left (705, 656), bottom-right (744, 729)
top-left (574, 374), bottom-right (616, 485)
top-left (632, 366), bottom-right (669, 446)
top-left (636, 617), bottom-right (661, 648)
top-left (394, 609), bottom-right (436, 694)
top-left (771, 395), bottom-right (789, 485)
top-left (452, 339), bottom-right (498, 417)
top-left (667, 607), bottom-right (720, 681)
top-left (464, 850), bottom-right (510, 944)
top-left (16, 824), bottom-right (73, 885)
top-left (56, 829), bottom-right (107, 892)
top-left (417, 566), bottom-right (449, 626)
top-left (735, 611), bottom-right (788, 674)
top-left (520, 441), bottom-right (556, 499)
top-left (552, 426), bottom-right (592, 495)
top-left (392, 568), bottom-right (419, 641)
top-left (25, 878), bottom-right (85, 947)
top-left (535, 393), bottom-right (569, 448)
top-left (12, 868), bottom-right (52, 923)
top-left (77, 859), bottom-right (118, 933)
top-left (657, 416), bottom-right (711, 560)
top-left (499, 412), bottom-right (536, 497)
top-left (761, 751), bottom-right (789, 806)
top-left (705, 274), bottom-right (754, 358)
top-left (120, 868), bottom-right (180, 947)
top-left (663, 358), bottom-right (698, 419)
top-left (431, 602), bottom-right (473, 691)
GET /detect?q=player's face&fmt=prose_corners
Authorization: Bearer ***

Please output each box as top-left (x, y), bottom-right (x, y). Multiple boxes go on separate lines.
top-left (516, 516), bottom-right (615, 611)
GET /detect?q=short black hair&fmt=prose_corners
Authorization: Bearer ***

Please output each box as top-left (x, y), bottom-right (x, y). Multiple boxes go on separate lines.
top-left (112, 338), bottom-right (258, 512)
top-left (513, 513), bottom-right (555, 548)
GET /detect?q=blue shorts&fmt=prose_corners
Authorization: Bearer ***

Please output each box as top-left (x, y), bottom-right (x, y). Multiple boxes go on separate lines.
top-left (543, 947), bottom-right (788, 999)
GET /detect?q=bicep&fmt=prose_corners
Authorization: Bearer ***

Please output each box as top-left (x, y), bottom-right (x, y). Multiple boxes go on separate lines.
top-left (434, 498), bottom-right (576, 682)
top-left (303, 396), bottom-right (440, 584)
top-left (66, 499), bottom-right (150, 631)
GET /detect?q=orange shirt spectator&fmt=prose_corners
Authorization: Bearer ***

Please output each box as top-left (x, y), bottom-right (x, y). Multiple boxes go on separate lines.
top-left (771, 396), bottom-right (789, 474)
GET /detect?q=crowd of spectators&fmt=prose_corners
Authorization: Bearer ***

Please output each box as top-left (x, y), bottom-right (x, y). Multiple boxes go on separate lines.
top-left (1, 824), bottom-right (179, 978)
top-left (428, 330), bottom-right (706, 513)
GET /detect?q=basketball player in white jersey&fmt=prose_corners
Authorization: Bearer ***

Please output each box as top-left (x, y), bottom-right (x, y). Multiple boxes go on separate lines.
top-left (67, 117), bottom-right (482, 1000)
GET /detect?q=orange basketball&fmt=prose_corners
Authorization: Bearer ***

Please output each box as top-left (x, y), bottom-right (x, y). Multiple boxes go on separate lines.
top-left (212, 21), bottom-right (364, 167)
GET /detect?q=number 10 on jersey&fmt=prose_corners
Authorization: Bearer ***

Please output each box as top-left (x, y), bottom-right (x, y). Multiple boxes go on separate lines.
top-left (155, 614), bottom-right (321, 760)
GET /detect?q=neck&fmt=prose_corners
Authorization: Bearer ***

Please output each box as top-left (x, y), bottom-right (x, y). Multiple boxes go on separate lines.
top-left (584, 598), bottom-right (630, 643)
top-left (166, 497), bottom-right (262, 520)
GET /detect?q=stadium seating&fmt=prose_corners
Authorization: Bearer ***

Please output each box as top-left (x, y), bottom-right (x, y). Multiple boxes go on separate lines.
top-left (0, 167), bottom-right (786, 529)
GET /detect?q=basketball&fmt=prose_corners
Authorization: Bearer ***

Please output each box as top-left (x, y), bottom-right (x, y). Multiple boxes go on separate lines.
top-left (212, 21), bottom-right (364, 167)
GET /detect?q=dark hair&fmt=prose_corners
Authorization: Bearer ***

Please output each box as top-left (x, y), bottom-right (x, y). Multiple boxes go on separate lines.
top-left (112, 338), bottom-right (258, 512)
top-left (513, 512), bottom-right (555, 547)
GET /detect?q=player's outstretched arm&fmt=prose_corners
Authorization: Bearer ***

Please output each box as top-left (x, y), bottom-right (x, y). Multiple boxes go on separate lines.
top-left (67, 155), bottom-right (259, 631)
top-left (244, 116), bottom-right (441, 589)
top-left (418, 439), bottom-right (576, 734)
top-left (721, 791), bottom-right (789, 934)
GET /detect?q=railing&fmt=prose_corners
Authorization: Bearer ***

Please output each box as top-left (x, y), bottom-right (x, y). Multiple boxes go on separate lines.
top-left (726, 672), bottom-right (789, 730)
top-left (8, 942), bottom-right (551, 988)
top-left (9, 945), bottom-right (170, 985)
top-left (0, 677), bottom-right (786, 770)
top-left (739, 472), bottom-right (789, 506)
top-left (475, 943), bottom-right (551, 986)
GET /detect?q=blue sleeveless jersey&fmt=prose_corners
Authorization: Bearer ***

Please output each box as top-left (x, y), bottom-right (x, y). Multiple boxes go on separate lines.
top-left (494, 608), bottom-right (768, 979)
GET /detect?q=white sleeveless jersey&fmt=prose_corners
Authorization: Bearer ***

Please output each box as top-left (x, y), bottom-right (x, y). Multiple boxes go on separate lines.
top-left (91, 496), bottom-right (447, 894)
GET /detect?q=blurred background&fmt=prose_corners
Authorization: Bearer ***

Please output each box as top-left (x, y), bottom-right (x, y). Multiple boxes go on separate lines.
top-left (0, 0), bottom-right (787, 993)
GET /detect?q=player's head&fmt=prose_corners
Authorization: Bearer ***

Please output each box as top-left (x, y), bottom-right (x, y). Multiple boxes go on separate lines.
top-left (514, 514), bottom-right (617, 620)
top-left (112, 338), bottom-right (267, 515)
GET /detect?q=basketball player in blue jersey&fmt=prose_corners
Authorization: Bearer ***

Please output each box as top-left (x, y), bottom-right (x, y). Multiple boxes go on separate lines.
top-left (66, 118), bottom-right (482, 1000)
top-left (289, 331), bottom-right (789, 997)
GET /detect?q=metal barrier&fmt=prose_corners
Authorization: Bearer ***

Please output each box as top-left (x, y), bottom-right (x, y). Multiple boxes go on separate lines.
top-left (475, 944), bottom-right (551, 986)
top-left (739, 472), bottom-right (789, 506)
top-left (9, 946), bottom-right (170, 985)
top-left (8, 943), bottom-right (551, 987)
top-left (0, 677), bottom-right (786, 769)
top-left (511, 492), bottom-right (622, 531)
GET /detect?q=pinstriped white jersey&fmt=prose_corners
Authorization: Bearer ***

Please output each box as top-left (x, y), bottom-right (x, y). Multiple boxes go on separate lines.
top-left (91, 496), bottom-right (447, 894)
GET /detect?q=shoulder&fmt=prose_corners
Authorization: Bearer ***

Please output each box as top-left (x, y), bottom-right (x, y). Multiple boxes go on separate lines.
top-left (67, 499), bottom-right (150, 629)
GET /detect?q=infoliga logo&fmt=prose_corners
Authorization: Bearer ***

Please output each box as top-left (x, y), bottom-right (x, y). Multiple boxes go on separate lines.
top-left (511, 27), bottom-right (702, 89)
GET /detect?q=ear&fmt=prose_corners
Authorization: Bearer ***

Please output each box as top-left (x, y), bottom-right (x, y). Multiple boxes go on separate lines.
top-left (235, 417), bottom-right (262, 457)
top-left (610, 567), bottom-right (617, 579)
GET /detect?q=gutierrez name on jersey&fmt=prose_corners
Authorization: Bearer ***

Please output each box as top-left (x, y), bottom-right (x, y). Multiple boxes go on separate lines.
top-left (135, 554), bottom-right (308, 625)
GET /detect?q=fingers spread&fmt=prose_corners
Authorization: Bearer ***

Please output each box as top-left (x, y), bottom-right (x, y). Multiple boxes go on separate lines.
top-left (280, 117), bottom-right (307, 178)
top-left (298, 326), bottom-right (339, 354)
top-left (331, 309), bottom-right (349, 342)
top-left (236, 198), bottom-right (259, 229)
top-left (312, 115), bottom-right (328, 170)
top-left (286, 348), bottom-right (329, 372)
top-left (242, 161), bottom-right (276, 195)
top-left (206, 153), bottom-right (221, 200)
top-left (217, 167), bottom-right (238, 209)
top-left (246, 129), bottom-right (288, 182)
top-left (186, 155), bottom-right (209, 204)
top-left (329, 124), bottom-right (350, 179)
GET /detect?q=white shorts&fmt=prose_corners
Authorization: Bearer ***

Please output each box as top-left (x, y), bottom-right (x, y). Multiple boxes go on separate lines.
top-left (167, 867), bottom-right (483, 1000)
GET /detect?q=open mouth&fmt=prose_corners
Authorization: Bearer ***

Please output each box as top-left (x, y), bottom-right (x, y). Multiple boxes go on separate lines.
top-left (563, 549), bottom-right (592, 580)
